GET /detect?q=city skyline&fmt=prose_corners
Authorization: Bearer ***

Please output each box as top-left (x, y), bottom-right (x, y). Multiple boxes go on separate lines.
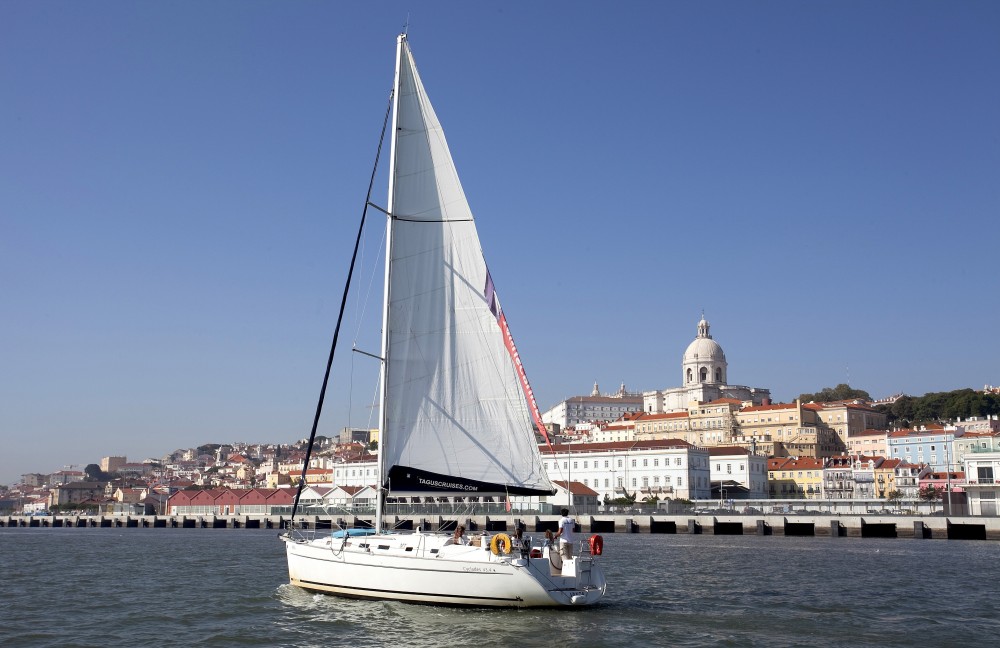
top-left (3, 2), bottom-right (998, 486)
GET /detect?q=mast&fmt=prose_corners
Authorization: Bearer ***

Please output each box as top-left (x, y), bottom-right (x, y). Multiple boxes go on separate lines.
top-left (375, 34), bottom-right (406, 534)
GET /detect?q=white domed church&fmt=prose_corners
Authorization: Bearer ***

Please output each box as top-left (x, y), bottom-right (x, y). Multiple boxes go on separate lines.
top-left (643, 316), bottom-right (771, 413)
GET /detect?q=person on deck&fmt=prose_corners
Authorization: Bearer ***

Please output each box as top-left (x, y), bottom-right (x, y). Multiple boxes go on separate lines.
top-left (553, 508), bottom-right (576, 559)
top-left (451, 525), bottom-right (468, 545)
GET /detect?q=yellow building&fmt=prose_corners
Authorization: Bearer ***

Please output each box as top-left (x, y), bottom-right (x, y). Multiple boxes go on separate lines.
top-left (813, 400), bottom-right (888, 450)
top-left (634, 411), bottom-right (691, 441)
top-left (687, 399), bottom-right (742, 446)
top-left (736, 401), bottom-right (836, 457)
top-left (767, 457), bottom-right (825, 499)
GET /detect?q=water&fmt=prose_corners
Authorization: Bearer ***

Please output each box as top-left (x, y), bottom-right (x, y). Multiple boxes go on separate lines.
top-left (1, 528), bottom-right (997, 647)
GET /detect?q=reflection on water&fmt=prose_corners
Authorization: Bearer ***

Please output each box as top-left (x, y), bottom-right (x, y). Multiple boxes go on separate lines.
top-left (2, 529), bottom-right (999, 647)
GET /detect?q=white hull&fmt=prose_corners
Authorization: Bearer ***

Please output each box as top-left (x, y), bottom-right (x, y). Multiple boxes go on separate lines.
top-left (283, 531), bottom-right (606, 608)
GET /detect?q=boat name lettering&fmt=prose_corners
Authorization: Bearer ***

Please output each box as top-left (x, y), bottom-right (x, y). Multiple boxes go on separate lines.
top-left (462, 566), bottom-right (498, 573)
top-left (418, 478), bottom-right (479, 491)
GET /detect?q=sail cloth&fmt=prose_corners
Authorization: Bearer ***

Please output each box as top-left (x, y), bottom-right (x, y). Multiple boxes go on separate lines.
top-left (381, 36), bottom-right (554, 497)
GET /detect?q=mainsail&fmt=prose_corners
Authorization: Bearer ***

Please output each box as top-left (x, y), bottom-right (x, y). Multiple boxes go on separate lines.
top-left (379, 37), bottom-right (554, 497)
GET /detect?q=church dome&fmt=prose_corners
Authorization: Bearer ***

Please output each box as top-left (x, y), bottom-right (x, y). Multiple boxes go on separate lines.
top-left (683, 336), bottom-right (726, 364)
top-left (681, 317), bottom-right (727, 385)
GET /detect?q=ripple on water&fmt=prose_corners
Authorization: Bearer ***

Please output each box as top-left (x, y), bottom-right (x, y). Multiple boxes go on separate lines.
top-left (2, 529), bottom-right (999, 647)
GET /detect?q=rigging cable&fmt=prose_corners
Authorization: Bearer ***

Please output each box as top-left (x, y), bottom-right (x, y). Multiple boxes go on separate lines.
top-left (290, 87), bottom-right (395, 523)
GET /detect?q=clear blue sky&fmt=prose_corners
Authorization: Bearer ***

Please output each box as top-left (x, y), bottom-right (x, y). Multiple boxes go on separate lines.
top-left (3, 1), bottom-right (998, 486)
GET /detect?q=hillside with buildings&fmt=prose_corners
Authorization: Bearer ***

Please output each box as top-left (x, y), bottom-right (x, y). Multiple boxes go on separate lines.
top-left (3, 318), bottom-right (998, 517)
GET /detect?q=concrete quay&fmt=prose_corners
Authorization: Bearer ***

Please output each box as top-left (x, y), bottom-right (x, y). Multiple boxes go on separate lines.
top-left (3, 513), bottom-right (999, 541)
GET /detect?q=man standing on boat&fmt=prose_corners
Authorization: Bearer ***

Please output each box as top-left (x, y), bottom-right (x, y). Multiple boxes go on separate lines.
top-left (554, 508), bottom-right (576, 558)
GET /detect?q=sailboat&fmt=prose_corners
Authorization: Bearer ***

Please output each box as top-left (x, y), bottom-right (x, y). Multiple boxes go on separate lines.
top-left (280, 33), bottom-right (607, 607)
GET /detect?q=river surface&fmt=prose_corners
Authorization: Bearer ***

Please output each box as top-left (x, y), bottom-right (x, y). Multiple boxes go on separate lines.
top-left (1, 528), bottom-right (996, 647)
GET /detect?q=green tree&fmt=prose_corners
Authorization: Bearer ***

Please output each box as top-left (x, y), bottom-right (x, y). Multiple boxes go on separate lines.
top-left (798, 384), bottom-right (872, 403)
top-left (879, 390), bottom-right (1000, 427)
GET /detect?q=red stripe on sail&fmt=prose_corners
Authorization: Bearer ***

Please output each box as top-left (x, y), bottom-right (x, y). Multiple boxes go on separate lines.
top-left (499, 312), bottom-right (553, 449)
top-left (485, 270), bottom-right (553, 450)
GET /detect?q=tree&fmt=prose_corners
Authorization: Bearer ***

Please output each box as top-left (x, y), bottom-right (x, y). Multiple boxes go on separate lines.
top-left (84, 463), bottom-right (110, 481)
top-left (919, 485), bottom-right (942, 502)
top-left (798, 384), bottom-right (872, 403)
top-left (886, 490), bottom-right (904, 506)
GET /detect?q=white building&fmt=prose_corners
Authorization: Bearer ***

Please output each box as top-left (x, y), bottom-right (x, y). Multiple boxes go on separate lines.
top-left (963, 451), bottom-right (1000, 516)
top-left (539, 440), bottom-right (711, 502)
top-left (843, 430), bottom-right (888, 457)
top-left (589, 413), bottom-right (641, 443)
top-left (707, 446), bottom-right (768, 499)
top-left (303, 441), bottom-right (715, 504)
top-left (542, 382), bottom-right (644, 429)
top-left (644, 317), bottom-right (771, 414)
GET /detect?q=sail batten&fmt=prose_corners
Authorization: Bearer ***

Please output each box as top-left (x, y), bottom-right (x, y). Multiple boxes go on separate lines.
top-left (380, 37), bottom-right (554, 499)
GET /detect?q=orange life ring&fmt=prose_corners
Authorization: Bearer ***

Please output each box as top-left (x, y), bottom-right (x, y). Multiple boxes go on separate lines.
top-left (490, 533), bottom-right (512, 555)
top-left (589, 534), bottom-right (604, 556)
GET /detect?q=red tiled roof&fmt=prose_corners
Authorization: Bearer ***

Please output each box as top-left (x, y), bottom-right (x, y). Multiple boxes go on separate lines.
top-left (927, 471), bottom-right (965, 480)
top-left (702, 398), bottom-right (744, 406)
top-left (552, 480), bottom-right (599, 496)
top-left (742, 402), bottom-right (798, 412)
top-left (637, 411), bottom-right (689, 421)
top-left (540, 439), bottom-right (692, 454)
top-left (889, 428), bottom-right (951, 438)
top-left (707, 446), bottom-right (751, 456)
top-left (777, 457), bottom-right (825, 470)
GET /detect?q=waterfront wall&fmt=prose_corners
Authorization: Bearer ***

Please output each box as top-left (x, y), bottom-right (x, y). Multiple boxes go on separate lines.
top-left (3, 513), bottom-right (1000, 541)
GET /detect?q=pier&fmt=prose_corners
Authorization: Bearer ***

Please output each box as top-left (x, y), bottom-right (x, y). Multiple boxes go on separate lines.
top-left (3, 513), bottom-right (999, 541)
